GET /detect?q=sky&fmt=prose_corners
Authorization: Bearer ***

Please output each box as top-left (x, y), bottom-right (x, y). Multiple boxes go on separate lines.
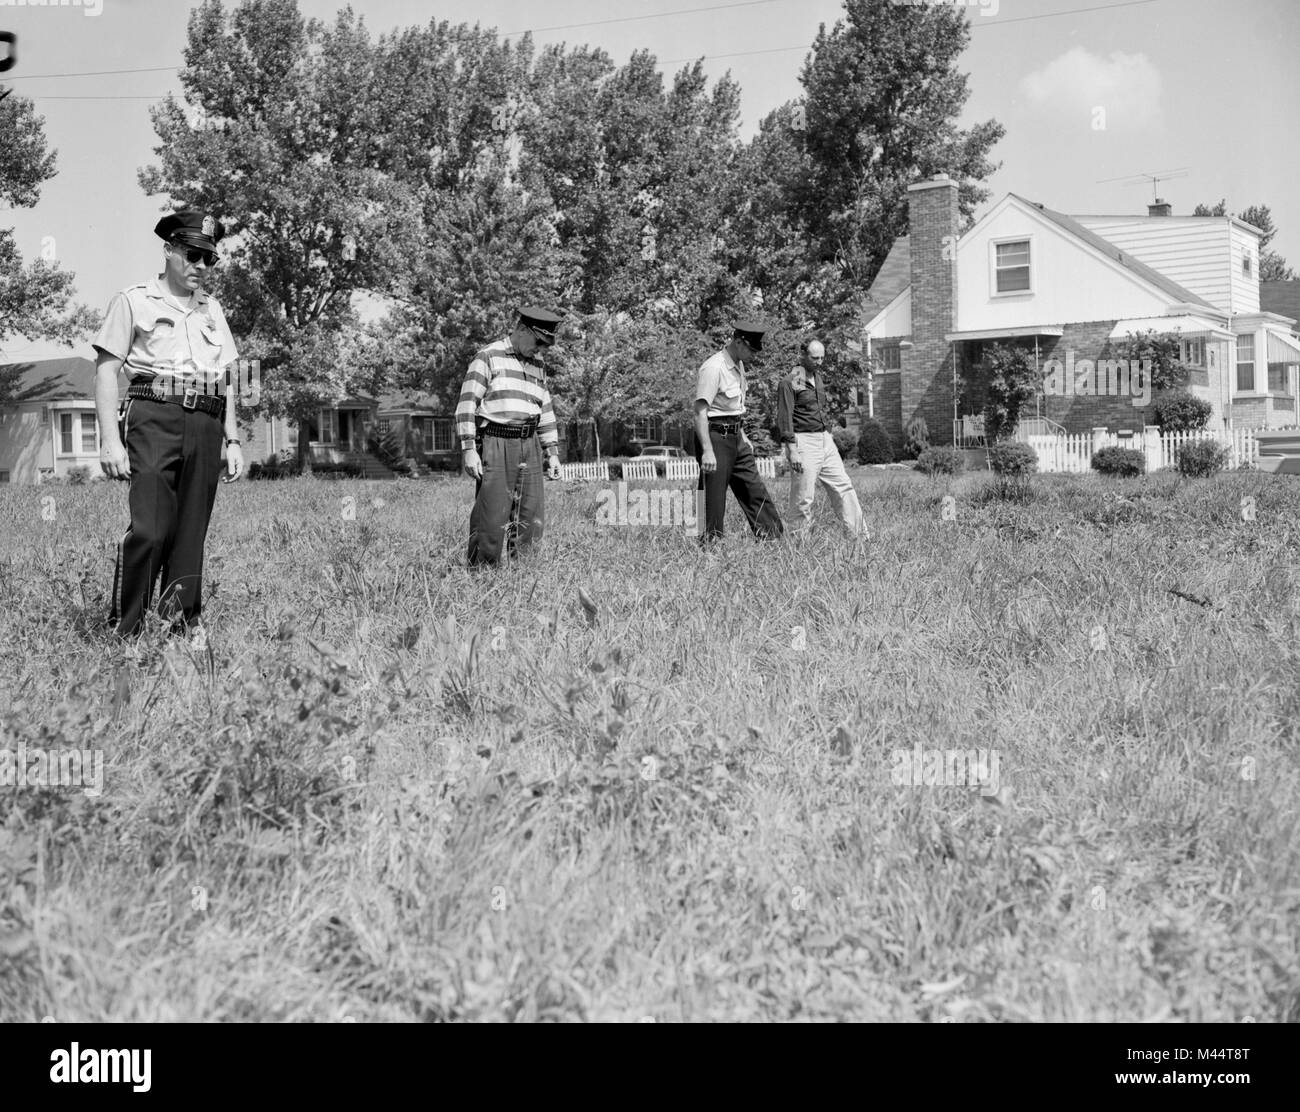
top-left (1, 0), bottom-right (1297, 361)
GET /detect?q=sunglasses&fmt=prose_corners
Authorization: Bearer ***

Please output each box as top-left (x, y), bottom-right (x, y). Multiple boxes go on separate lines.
top-left (172, 244), bottom-right (218, 267)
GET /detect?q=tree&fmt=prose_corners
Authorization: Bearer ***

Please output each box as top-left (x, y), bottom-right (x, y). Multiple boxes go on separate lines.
top-left (1194, 199), bottom-right (1294, 280)
top-left (981, 343), bottom-right (1039, 442)
top-left (1116, 330), bottom-right (1187, 393)
top-left (791, 0), bottom-right (1003, 318)
top-left (0, 92), bottom-right (98, 398)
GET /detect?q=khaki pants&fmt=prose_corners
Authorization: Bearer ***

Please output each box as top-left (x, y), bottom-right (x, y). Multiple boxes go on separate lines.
top-left (787, 431), bottom-right (865, 536)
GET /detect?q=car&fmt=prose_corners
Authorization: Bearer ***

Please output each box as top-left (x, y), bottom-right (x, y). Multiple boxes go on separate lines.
top-left (636, 444), bottom-right (688, 458)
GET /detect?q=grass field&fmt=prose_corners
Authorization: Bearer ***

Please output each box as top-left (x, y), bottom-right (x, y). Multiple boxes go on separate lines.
top-left (1, 465), bottom-right (1297, 1022)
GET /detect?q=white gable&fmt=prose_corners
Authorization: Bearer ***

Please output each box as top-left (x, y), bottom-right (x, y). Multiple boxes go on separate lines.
top-left (954, 196), bottom-right (1180, 332)
top-left (864, 286), bottom-right (911, 338)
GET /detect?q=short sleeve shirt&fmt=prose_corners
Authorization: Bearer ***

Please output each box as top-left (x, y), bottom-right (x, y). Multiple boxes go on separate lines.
top-left (93, 279), bottom-right (238, 391)
top-left (695, 348), bottom-right (746, 417)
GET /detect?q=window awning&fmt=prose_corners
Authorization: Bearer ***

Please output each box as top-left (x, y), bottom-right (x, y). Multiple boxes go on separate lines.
top-left (943, 325), bottom-right (1064, 343)
top-left (1265, 329), bottom-right (1300, 364)
top-left (1108, 315), bottom-right (1232, 340)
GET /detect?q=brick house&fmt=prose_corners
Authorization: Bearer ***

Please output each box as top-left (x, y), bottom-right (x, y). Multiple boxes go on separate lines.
top-left (864, 176), bottom-right (1300, 447)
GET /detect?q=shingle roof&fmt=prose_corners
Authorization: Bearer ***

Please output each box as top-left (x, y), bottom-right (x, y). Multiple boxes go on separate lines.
top-left (1013, 196), bottom-right (1218, 310)
top-left (864, 237), bottom-right (911, 310)
top-left (0, 357), bottom-right (98, 404)
top-left (1260, 280), bottom-right (1300, 325)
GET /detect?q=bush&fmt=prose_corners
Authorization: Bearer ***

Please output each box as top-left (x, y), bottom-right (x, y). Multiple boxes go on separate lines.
top-left (831, 426), bottom-right (858, 459)
top-left (902, 416), bottom-right (929, 459)
top-left (746, 427), bottom-right (778, 457)
top-left (1091, 446), bottom-right (1145, 477)
top-left (987, 441), bottom-right (1038, 476)
top-left (856, 418), bottom-right (895, 465)
top-left (914, 446), bottom-right (964, 475)
top-left (66, 465), bottom-right (93, 485)
top-left (1153, 390), bottom-right (1212, 432)
top-left (1176, 438), bottom-right (1227, 478)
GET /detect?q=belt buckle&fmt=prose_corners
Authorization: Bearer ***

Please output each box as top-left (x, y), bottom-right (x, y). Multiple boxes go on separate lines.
top-left (182, 387), bottom-right (198, 410)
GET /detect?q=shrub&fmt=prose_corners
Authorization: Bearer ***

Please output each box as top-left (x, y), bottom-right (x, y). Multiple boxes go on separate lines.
top-left (987, 441), bottom-right (1038, 476)
top-left (1153, 390), bottom-right (1212, 432)
top-left (66, 465), bottom-right (93, 485)
top-left (1091, 446), bottom-right (1145, 477)
top-left (914, 446), bottom-right (963, 475)
top-left (831, 426), bottom-right (858, 459)
top-left (1176, 438), bottom-right (1228, 478)
top-left (746, 427), bottom-right (778, 457)
top-left (902, 416), bottom-right (929, 459)
top-left (856, 418), bottom-right (895, 465)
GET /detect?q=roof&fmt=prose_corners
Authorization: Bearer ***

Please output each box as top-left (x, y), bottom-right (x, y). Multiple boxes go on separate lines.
top-left (375, 390), bottom-right (447, 416)
top-left (0, 357), bottom-right (98, 404)
top-left (1012, 196), bottom-right (1219, 311)
top-left (864, 238), bottom-right (911, 310)
top-left (1260, 281), bottom-right (1300, 326)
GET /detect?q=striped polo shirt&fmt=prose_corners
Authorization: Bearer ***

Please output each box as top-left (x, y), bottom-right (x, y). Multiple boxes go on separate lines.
top-left (454, 337), bottom-right (558, 451)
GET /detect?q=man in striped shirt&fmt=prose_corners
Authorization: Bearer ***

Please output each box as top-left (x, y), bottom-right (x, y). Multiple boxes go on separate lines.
top-left (456, 306), bottom-right (564, 565)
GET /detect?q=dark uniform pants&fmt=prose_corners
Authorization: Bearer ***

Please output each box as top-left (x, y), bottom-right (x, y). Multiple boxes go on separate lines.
top-left (694, 427), bottom-right (783, 542)
top-left (110, 399), bottom-right (224, 636)
top-left (467, 434), bottom-right (545, 565)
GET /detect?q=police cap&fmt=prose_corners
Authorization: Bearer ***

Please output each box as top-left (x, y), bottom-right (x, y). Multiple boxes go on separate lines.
top-left (518, 305), bottom-right (564, 346)
top-left (154, 210), bottom-right (226, 252)
top-left (730, 318), bottom-right (767, 352)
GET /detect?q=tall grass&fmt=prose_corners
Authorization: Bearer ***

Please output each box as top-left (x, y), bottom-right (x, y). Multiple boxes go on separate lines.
top-left (0, 469), bottom-right (1296, 1021)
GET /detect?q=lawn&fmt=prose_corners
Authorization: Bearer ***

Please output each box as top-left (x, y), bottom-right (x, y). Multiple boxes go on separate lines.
top-left (0, 466), bottom-right (1297, 1021)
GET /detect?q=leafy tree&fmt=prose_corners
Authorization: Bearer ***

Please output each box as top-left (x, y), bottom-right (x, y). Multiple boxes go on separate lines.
top-left (1193, 199), bottom-right (1294, 280)
top-left (1115, 330), bottom-right (1187, 393)
top-left (0, 92), bottom-right (98, 402)
top-left (981, 343), bottom-right (1039, 441)
top-left (791, 0), bottom-right (1003, 317)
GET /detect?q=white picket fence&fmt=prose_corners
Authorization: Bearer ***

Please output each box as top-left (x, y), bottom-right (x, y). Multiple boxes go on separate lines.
top-left (1019, 427), bottom-right (1260, 474)
top-left (557, 461), bottom-right (610, 482)
top-left (756, 457), bottom-right (777, 478)
top-left (666, 459), bottom-right (700, 481)
top-left (621, 459), bottom-right (659, 481)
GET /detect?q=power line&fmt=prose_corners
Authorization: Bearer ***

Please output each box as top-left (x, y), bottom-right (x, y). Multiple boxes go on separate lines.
top-left (502, 0), bottom-right (788, 37)
top-left (5, 0), bottom-right (1165, 91)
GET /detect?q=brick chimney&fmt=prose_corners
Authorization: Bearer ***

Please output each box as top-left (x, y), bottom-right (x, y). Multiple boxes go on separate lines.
top-left (1148, 198), bottom-right (1172, 217)
top-left (904, 174), bottom-right (959, 444)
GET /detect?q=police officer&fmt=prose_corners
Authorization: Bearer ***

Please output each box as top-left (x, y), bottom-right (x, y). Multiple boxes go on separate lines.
top-left (455, 306), bottom-right (564, 565)
top-left (694, 319), bottom-right (783, 543)
top-left (777, 338), bottom-right (866, 537)
top-left (94, 210), bottom-right (243, 639)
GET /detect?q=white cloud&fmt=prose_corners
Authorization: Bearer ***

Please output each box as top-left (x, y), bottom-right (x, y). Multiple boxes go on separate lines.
top-left (1019, 47), bottom-right (1163, 130)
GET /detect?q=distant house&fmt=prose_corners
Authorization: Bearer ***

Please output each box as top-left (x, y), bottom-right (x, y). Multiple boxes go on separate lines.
top-left (864, 177), bottom-right (1300, 446)
top-left (0, 358), bottom-right (104, 484)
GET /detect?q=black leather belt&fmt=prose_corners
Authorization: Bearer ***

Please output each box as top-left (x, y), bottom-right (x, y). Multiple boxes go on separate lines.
top-left (479, 420), bottom-right (538, 440)
top-left (708, 419), bottom-right (743, 434)
top-left (126, 382), bottom-right (225, 417)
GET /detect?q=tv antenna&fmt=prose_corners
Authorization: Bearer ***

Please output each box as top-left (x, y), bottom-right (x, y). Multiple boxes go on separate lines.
top-left (1096, 167), bottom-right (1190, 201)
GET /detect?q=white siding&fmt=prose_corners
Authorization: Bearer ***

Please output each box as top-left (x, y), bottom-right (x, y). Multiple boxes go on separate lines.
top-left (954, 199), bottom-right (1172, 333)
top-left (866, 287), bottom-right (911, 338)
top-left (1228, 224), bottom-right (1261, 314)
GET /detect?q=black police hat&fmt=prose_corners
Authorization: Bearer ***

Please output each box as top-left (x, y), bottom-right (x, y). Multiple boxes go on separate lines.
top-left (518, 305), bottom-right (564, 346)
top-left (154, 210), bottom-right (225, 252)
top-left (731, 318), bottom-right (767, 352)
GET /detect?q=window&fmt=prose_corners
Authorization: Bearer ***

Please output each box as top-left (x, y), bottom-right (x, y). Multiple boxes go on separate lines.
top-left (59, 413), bottom-right (74, 454)
top-left (316, 408), bottom-right (338, 443)
top-left (1243, 252), bottom-right (1253, 278)
top-left (286, 420), bottom-right (298, 448)
top-left (429, 417), bottom-right (455, 451)
top-left (377, 419), bottom-right (391, 438)
top-left (876, 344), bottom-right (901, 370)
top-left (1268, 363), bottom-right (1292, 394)
top-left (994, 239), bottom-right (1031, 293)
top-left (1180, 338), bottom-right (1205, 368)
top-left (1236, 335), bottom-right (1255, 392)
top-left (81, 412), bottom-right (98, 454)
top-left (631, 416), bottom-right (663, 442)
top-left (0, 471), bottom-right (9, 483)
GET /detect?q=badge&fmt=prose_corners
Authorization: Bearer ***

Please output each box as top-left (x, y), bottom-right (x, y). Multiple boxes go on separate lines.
top-left (201, 215), bottom-right (216, 238)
